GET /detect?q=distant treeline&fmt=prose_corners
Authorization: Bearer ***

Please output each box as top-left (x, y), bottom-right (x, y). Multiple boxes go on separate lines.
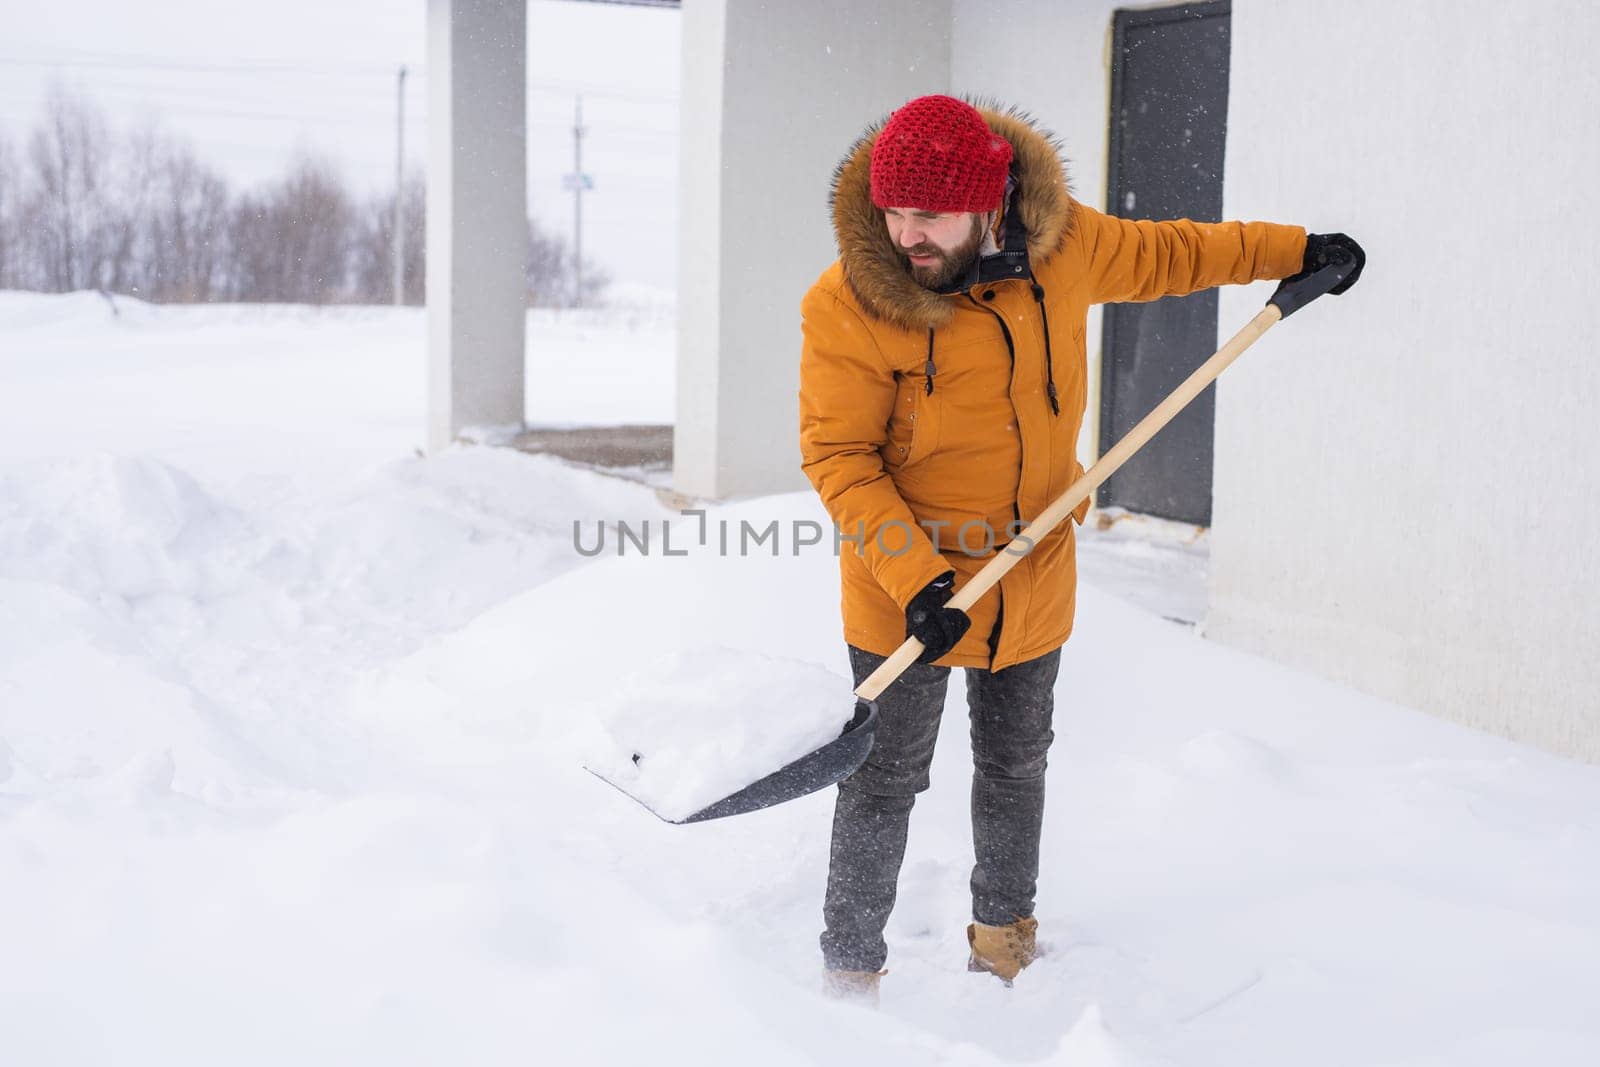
top-left (0, 87), bottom-right (608, 308)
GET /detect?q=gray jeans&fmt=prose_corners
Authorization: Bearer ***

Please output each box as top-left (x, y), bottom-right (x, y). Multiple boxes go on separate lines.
top-left (819, 644), bottom-right (1060, 972)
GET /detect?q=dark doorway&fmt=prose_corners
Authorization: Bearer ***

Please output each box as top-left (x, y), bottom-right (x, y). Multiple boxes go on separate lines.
top-left (1099, 1), bottom-right (1231, 525)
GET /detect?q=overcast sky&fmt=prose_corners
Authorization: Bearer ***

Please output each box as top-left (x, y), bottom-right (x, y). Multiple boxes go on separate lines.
top-left (0, 0), bottom-right (681, 291)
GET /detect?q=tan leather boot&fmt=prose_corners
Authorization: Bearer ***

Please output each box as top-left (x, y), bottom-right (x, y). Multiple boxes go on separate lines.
top-left (966, 916), bottom-right (1039, 983)
top-left (821, 967), bottom-right (886, 1005)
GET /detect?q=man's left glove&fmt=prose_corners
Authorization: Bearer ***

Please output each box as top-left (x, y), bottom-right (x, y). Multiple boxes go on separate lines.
top-left (905, 571), bottom-right (971, 664)
top-left (1299, 232), bottom-right (1365, 294)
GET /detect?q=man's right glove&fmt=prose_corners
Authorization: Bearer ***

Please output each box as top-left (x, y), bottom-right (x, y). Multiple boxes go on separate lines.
top-left (1299, 232), bottom-right (1365, 294)
top-left (905, 571), bottom-right (971, 664)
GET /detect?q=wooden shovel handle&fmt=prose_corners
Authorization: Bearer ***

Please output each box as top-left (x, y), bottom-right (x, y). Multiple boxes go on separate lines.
top-left (854, 304), bottom-right (1284, 703)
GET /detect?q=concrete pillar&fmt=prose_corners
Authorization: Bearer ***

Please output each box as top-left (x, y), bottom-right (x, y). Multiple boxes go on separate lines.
top-left (675, 0), bottom-right (953, 500)
top-left (427, 0), bottom-right (527, 452)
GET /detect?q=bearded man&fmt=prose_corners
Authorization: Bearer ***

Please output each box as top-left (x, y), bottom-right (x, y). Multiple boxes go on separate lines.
top-left (798, 94), bottom-right (1363, 999)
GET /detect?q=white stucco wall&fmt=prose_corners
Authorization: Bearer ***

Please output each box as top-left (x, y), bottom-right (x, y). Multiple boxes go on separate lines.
top-left (951, 0), bottom-right (1120, 469)
top-left (675, 0), bottom-right (953, 500)
top-left (1213, 0), bottom-right (1600, 759)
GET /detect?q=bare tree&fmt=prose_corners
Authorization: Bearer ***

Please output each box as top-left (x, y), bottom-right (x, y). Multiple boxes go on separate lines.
top-left (0, 87), bottom-right (616, 308)
top-left (24, 86), bottom-right (120, 292)
top-left (100, 122), bottom-right (165, 296)
top-left (223, 190), bottom-right (271, 302)
top-left (525, 219), bottom-right (610, 308)
top-left (350, 168), bottom-right (425, 305)
top-left (0, 132), bottom-right (16, 289)
top-left (226, 155), bottom-right (353, 303)
top-left (141, 139), bottom-right (231, 302)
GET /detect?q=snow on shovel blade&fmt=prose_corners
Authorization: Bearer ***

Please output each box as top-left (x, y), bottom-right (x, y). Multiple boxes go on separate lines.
top-left (589, 700), bottom-right (878, 824)
top-left (582, 649), bottom-right (878, 824)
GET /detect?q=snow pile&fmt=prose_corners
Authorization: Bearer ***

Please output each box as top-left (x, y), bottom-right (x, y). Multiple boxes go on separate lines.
top-left (584, 647), bottom-right (853, 821)
top-left (0, 455), bottom-right (268, 793)
top-left (0, 453), bottom-right (244, 600)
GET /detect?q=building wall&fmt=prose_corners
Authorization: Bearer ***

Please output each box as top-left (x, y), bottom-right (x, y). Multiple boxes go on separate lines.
top-left (1212, 0), bottom-right (1600, 759)
top-left (675, 0), bottom-right (953, 500)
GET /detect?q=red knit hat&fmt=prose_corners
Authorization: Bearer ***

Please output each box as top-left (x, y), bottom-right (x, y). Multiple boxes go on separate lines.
top-left (870, 95), bottom-right (1013, 213)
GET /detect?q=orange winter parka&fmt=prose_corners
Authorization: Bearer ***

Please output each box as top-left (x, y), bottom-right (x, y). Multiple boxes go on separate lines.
top-left (799, 106), bottom-right (1306, 670)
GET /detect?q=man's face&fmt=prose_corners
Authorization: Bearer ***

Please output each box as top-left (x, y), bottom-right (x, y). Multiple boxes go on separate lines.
top-left (883, 208), bottom-right (987, 290)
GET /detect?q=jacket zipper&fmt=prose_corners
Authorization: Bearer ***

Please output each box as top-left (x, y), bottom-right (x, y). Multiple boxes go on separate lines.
top-left (967, 293), bottom-right (1023, 666)
top-left (967, 293), bottom-right (1017, 369)
top-left (967, 294), bottom-right (1024, 529)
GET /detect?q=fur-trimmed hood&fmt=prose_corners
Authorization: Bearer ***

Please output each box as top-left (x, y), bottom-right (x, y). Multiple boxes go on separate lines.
top-left (829, 102), bottom-right (1076, 331)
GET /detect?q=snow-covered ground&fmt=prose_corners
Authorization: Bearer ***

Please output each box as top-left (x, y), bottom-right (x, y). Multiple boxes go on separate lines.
top-left (3, 293), bottom-right (1598, 1066)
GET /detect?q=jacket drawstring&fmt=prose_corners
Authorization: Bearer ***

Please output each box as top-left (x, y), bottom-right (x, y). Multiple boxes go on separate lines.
top-left (1030, 284), bottom-right (1060, 416)
top-left (924, 327), bottom-right (937, 396)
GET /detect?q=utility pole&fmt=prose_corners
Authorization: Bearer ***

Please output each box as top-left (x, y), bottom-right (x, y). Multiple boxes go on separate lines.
top-left (562, 95), bottom-right (594, 309)
top-left (392, 65), bottom-right (408, 307)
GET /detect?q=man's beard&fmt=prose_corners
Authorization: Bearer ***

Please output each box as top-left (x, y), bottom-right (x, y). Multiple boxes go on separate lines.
top-left (902, 215), bottom-right (986, 290)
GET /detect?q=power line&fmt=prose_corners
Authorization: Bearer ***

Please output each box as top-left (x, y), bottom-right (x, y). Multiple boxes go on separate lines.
top-left (0, 56), bottom-right (680, 104)
top-left (0, 76), bottom-right (426, 108)
top-left (0, 54), bottom-right (403, 78)
top-left (0, 94), bottom-right (426, 127)
top-left (0, 79), bottom-right (678, 137)
top-left (0, 103), bottom-right (675, 143)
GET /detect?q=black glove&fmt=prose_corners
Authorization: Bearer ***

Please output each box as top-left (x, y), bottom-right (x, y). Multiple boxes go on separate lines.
top-left (905, 571), bottom-right (971, 664)
top-left (1297, 232), bottom-right (1365, 294)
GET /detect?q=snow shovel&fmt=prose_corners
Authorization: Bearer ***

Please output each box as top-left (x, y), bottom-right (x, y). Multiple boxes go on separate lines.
top-left (596, 252), bottom-right (1357, 824)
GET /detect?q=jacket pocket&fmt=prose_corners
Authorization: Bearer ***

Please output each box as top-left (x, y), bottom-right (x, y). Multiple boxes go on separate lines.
top-left (1069, 459), bottom-right (1091, 524)
top-left (883, 373), bottom-right (940, 470)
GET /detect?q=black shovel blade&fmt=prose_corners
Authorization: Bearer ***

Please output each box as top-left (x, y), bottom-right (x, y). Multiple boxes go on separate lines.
top-left (588, 699), bottom-right (879, 825)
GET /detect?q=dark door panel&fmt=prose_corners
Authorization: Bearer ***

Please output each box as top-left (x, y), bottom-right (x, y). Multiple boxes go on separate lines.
top-left (1100, 1), bottom-right (1231, 525)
